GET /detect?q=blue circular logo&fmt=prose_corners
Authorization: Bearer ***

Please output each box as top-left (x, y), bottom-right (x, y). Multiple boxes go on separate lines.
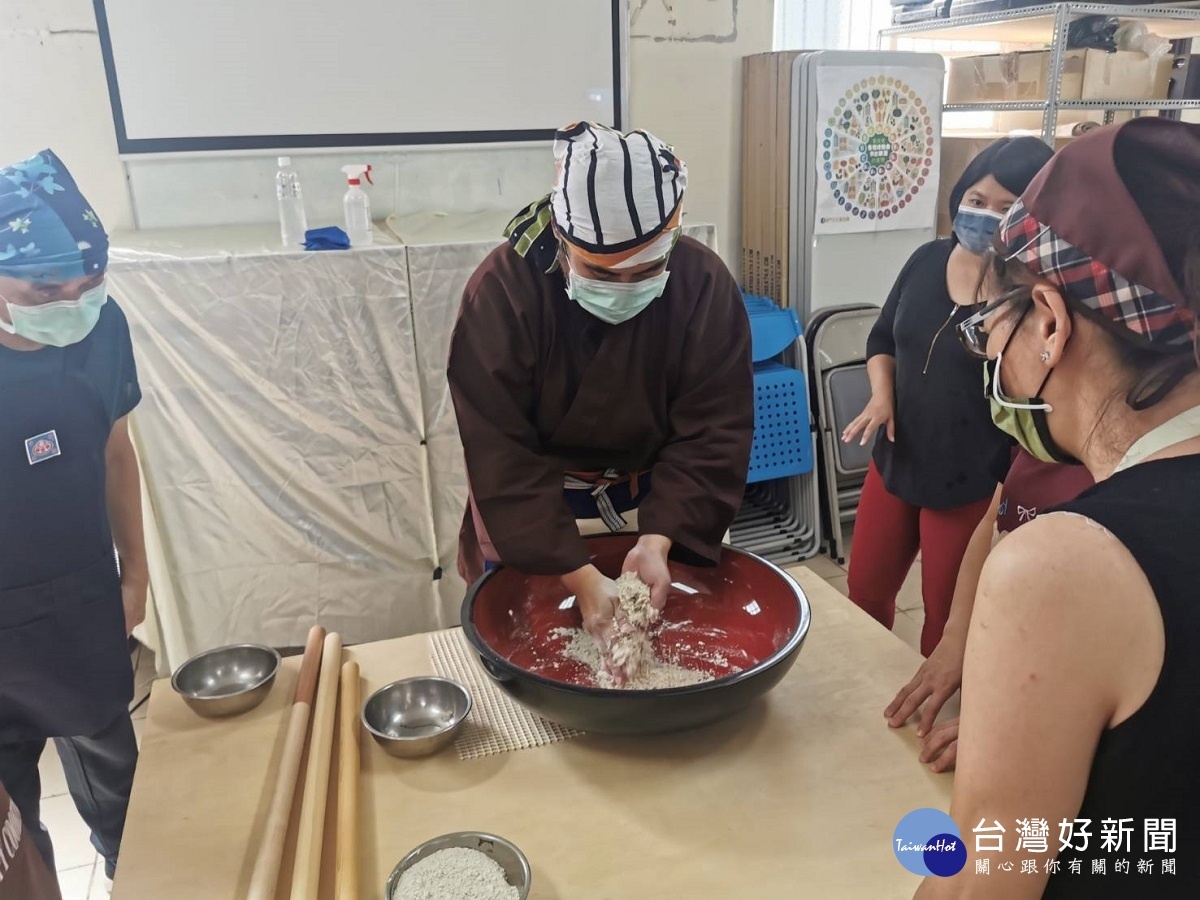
top-left (894, 809), bottom-right (966, 877)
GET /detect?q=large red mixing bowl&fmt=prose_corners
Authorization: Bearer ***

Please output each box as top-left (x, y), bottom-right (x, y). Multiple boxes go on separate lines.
top-left (461, 534), bottom-right (812, 735)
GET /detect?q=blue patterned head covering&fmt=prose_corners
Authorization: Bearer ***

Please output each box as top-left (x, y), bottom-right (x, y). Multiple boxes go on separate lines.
top-left (0, 149), bottom-right (108, 283)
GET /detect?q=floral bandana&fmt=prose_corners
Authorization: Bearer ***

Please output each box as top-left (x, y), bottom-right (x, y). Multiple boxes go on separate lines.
top-left (0, 150), bottom-right (108, 283)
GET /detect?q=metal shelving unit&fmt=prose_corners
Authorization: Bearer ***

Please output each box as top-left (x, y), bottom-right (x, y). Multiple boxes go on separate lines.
top-left (880, 3), bottom-right (1200, 143)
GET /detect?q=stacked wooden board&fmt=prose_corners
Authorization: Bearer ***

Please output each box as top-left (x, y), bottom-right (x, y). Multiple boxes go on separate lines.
top-left (742, 51), bottom-right (944, 318)
top-left (741, 51), bottom-right (805, 307)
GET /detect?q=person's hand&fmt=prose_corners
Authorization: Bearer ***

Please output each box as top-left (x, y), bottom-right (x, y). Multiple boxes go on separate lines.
top-left (120, 566), bottom-right (149, 636)
top-left (884, 631), bottom-right (964, 737)
top-left (842, 393), bottom-right (895, 446)
top-left (621, 534), bottom-right (673, 613)
top-left (919, 718), bottom-right (959, 773)
top-left (562, 565), bottom-right (623, 673)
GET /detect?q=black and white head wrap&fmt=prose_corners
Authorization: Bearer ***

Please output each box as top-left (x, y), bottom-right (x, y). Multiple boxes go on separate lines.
top-left (551, 122), bottom-right (688, 270)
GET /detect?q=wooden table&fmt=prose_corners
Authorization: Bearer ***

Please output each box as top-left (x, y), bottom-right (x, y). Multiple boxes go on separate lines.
top-left (113, 569), bottom-right (951, 899)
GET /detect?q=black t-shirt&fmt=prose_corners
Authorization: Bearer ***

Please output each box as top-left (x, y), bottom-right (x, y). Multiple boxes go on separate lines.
top-left (865, 240), bottom-right (1010, 509)
top-left (0, 297), bottom-right (141, 428)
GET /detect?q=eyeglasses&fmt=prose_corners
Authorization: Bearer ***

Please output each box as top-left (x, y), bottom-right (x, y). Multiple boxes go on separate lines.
top-left (957, 289), bottom-right (1028, 359)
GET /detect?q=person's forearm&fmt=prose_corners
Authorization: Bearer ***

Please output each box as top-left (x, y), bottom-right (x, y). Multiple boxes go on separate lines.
top-left (636, 534), bottom-right (671, 555)
top-left (563, 535), bottom-right (670, 590)
top-left (106, 427), bottom-right (147, 582)
top-left (943, 490), bottom-right (1003, 641)
top-left (865, 354), bottom-right (896, 401)
top-left (562, 564), bottom-right (602, 594)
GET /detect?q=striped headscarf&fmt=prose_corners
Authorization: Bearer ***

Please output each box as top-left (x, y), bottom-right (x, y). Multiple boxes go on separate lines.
top-left (550, 122), bottom-right (687, 270)
top-left (0, 149), bottom-right (107, 282)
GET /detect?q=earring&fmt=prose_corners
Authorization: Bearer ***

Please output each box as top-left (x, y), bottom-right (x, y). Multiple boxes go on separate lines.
top-left (1040, 351), bottom-right (1051, 363)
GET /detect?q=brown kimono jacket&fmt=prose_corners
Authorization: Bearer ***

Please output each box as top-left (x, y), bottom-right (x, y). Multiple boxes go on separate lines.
top-left (448, 235), bottom-right (753, 582)
top-left (0, 784), bottom-right (62, 900)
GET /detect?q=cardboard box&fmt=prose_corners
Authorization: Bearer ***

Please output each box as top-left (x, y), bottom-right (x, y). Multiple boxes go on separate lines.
top-left (947, 50), bottom-right (1086, 103)
top-left (1080, 49), bottom-right (1174, 101)
top-left (947, 48), bottom-right (1172, 105)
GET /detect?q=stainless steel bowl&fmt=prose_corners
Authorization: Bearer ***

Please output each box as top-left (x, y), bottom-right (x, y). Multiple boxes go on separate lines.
top-left (385, 831), bottom-right (531, 900)
top-left (361, 677), bottom-right (472, 759)
top-left (171, 644), bottom-right (281, 718)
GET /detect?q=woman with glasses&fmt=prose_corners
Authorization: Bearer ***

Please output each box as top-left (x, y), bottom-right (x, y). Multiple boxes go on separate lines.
top-left (841, 137), bottom-right (1053, 657)
top-left (916, 118), bottom-right (1200, 898)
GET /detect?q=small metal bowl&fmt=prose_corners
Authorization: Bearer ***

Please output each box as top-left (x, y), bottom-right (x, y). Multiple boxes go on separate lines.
top-left (361, 677), bottom-right (472, 759)
top-left (385, 831), bottom-right (531, 900)
top-left (171, 644), bottom-right (281, 718)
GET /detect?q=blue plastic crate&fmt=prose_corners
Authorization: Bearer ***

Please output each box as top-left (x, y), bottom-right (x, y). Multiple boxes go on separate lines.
top-left (747, 362), bottom-right (814, 484)
top-left (742, 293), bottom-right (803, 364)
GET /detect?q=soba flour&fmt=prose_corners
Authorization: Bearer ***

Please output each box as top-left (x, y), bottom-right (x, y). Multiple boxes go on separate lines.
top-left (558, 627), bottom-right (714, 690)
top-left (557, 572), bottom-right (714, 690)
top-left (606, 571), bottom-right (656, 677)
top-left (393, 847), bottom-right (519, 900)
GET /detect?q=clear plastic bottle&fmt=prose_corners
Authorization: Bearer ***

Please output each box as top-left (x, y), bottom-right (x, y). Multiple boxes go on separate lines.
top-left (275, 157), bottom-right (308, 249)
top-left (341, 164), bottom-right (374, 247)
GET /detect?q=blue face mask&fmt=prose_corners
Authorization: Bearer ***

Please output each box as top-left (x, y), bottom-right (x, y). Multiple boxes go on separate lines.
top-left (565, 268), bottom-right (670, 325)
top-left (952, 206), bottom-right (1005, 256)
top-left (0, 280), bottom-right (108, 347)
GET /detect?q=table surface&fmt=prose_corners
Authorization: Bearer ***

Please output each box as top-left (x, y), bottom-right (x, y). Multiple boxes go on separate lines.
top-left (113, 568), bottom-right (950, 900)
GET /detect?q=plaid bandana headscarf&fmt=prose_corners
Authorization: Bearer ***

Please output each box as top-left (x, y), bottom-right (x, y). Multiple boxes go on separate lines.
top-left (997, 119), bottom-right (1200, 349)
top-left (0, 149), bottom-right (108, 283)
top-left (551, 122), bottom-right (687, 271)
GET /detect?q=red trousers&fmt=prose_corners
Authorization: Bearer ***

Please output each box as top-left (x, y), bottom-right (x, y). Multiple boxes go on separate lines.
top-left (847, 462), bottom-right (993, 657)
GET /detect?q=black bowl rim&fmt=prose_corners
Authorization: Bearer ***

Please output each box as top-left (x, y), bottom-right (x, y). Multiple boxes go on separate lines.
top-left (170, 643), bottom-right (282, 698)
top-left (359, 676), bottom-right (474, 741)
top-left (461, 539), bottom-right (813, 697)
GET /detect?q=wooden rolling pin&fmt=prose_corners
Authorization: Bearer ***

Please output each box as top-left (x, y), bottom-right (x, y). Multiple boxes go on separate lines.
top-left (246, 625), bottom-right (325, 900)
top-left (335, 661), bottom-right (361, 900)
top-left (290, 632), bottom-right (343, 900)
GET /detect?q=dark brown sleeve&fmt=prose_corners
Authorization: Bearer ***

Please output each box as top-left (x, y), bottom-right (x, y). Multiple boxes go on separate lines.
top-left (447, 259), bottom-right (591, 576)
top-left (0, 787), bottom-right (63, 900)
top-left (637, 263), bottom-right (754, 566)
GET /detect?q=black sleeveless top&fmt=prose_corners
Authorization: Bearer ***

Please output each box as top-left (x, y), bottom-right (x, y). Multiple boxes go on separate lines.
top-left (1042, 455), bottom-right (1200, 898)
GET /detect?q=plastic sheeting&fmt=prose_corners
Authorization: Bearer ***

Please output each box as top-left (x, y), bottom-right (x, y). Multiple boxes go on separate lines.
top-left (108, 216), bottom-right (717, 671)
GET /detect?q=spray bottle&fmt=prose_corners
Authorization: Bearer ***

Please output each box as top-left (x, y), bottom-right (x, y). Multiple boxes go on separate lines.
top-left (341, 164), bottom-right (374, 247)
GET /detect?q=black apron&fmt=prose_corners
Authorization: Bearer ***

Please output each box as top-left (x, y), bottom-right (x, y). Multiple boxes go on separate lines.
top-left (0, 347), bottom-right (132, 742)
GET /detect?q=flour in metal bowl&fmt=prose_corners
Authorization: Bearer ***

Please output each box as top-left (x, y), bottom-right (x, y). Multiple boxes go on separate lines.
top-left (393, 846), bottom-right (519, 900)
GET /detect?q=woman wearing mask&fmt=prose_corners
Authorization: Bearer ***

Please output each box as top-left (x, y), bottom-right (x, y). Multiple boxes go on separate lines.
top-left (842, 138), bottom-right (1053, 656)
top-left (916, 118), bottom-right (1200, 898)
top-left (884, 447), bottom-right (1095, 772)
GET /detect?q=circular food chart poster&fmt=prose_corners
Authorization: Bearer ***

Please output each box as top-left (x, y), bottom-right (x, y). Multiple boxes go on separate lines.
top-left (814, 67), bottom-right (942, 234)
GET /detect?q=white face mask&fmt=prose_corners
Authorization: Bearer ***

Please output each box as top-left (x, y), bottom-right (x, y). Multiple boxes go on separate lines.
top-left (0, 279), bottom-right (108, 347)
top-left (565, 269), bottom-right (670, 325)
